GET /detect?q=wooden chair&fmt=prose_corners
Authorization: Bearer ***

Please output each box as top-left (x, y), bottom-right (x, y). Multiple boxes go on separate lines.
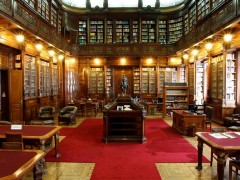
top-left (0, 120), bottom-right (12, 125)
top-left (229, 160), bottom-right (240, 179)
top-left (205, 106), bottom-right (214, 131)
top-left (2, 142), bottom-right (23, 150)
top-left (85, 101), bottom-right (92, 117)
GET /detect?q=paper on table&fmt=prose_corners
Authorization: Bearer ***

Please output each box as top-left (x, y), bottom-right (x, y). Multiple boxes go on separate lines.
top-left (209, 133), bottom-right (228, 139)
top-left (234, 132), bottom-right (240, 136)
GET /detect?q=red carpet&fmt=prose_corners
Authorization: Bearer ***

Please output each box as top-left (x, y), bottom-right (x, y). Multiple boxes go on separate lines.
top-left (46, 118), bottom-right (209, 179)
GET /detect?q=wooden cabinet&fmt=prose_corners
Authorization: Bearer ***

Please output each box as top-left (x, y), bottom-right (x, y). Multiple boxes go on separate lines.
top-left (90, 20), bottom-right (104, 43)
top-left (79, 20), bottom-right (87, 45)
top-left (116, 20), bottom-right (130, 43)
top-left (106, 20), bottom-right (113, 43)
top-left (141, 20), bottom-right (156, 43)
top-left (133, 67), bottom-right (140, 95)
top-left (15, 54), bottom-right (21, 69)
top-left (52, 64), bottom-right (58, 96)
top-left (105, 67), bottom-right (112, 94)
top-left (132, 20), bottom-right (138, 43)
top-left (102, 95), bottom-right (146, 143)
top-left (24, 55), bottom-right (37, 99)
top-left (163, 83), bottom-right (189, 118)
top-left (158, 20), bottom-right (167, 44)
top-left (141, 67), bottom-right (156, 94)
top-left (39, 60), bottom-right (50, 97)
top-left (168, 17), bottom-right (183, 44)
top-left (89, 67), bottom-right (104, 94)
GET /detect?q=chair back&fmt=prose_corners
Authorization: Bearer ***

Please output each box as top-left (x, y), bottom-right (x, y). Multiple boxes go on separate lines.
top-left (85, 101), bottom-right (92, 110)
top-left (205, 106), bottom-right (214, 119)
top-left (2, 142), bottom-right (23, 150)
top-left (5, 132), bottom-right (23, 143)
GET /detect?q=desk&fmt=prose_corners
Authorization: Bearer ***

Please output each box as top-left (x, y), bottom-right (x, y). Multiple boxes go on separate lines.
top-left (172, 110), bottom-right (206, 136)
top-left (77, 101), bottom-right (99, 117)
top-left (0, 125), bottom-right (61, 158)
top-left (0, 149), bottom-right (45, 180)
top-left (196, 132), bottom-right (240, 180)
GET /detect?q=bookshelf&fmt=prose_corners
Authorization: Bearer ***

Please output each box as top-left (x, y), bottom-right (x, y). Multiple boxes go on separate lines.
top-left (211, 56), bottom-right (218, 99)
top-left (188, 63), bottom-right (195, 103)
top-left (141, 67), bottom-right (156, 94)
top-left (24, 55), bottom-right (37, 99)
top-left (39, 60), bottom-right (50, 97)
top-left (168, 17), bottom-right (183, 44)
top-left (107, 20), bottom-right (113, 43)
top-left (106, 67), bottom-right (112, 94)
top-left (189, 6), bottom-right (196, 31)
top-left (133, 67), bottom-right (140, 95)
top-left (116, 20), bottom-right (130, 43)
top-left (225, 52), bottom-right (236, 107)
top-left (79, 20), bottom-right (87, 45)
top-left (197, 0), bottom-right (210, 20)
top-left (132, 20), bottom-right (139, 43)
top-left (184, 13), bottom-right (189, 35)
top-left (89, 20), bottom-right (104, 43)
top-left (141, 20), bottom-right (156, 43)
top-left (179, 66), bottom-right (186, 82)
top-left (89, 67), bottom-right (104, 94)
top-left (195, 61), bottom-right (204, 113)
top-left (52, 64), bottom-right (58, 96)
top-left (158, 20), bottom-right (167, 44)
top-left (15, 54), bottom-right (21, 69)
top-left (163, 83), bottom-right (188, 118)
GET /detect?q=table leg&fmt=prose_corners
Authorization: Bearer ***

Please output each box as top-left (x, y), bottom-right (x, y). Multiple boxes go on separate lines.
top-left (216, 152), bottom-right (227, 180)
top-left (54, 131), bottom-right (61, 158)
top-left (196, 138), bottom-right (203, 170)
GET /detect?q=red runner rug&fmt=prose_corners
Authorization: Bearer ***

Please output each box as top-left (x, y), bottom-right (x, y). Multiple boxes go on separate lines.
top-left (46, 118), bottom-right (209, 179)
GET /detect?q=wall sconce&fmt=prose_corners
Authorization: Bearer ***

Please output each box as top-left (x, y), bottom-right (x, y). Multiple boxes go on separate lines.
top-left (191, 49), bottom-right (199, 56)
top-left (94, 58), bottom-right (100, 65)
top-left (182, 53), bottom-right (189, 60)
top-left (16, 34), bottom-right (24, 42)
top-left (48, 47), bottom-right (55, 57)
top-left (147, 58), bottom-right (153, 64)
top-left (58, 54), bottom-right (64, 61)
top-left (223, 33), bottom-right (233, 43)
top-left (120, 58), bottom-right (126, 64)
top-left (205, 42), bottom-right (213, 51)
top-left (35, 43), bottom-right (43, 51)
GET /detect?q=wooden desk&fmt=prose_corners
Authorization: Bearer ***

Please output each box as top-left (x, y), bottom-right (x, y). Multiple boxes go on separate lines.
top-left (196, 132), bottom-right (240, 180)
top-left (0, 125), bottom-right (62, 158)
top-left (0, 149), bottom-right (45, 180)
top-left (172, 110), bottom-right (206, 136)
top-left (73, 100), bottom-right (99, 117)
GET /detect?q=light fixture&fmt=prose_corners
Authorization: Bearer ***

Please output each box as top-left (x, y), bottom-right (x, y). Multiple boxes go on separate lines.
top-left (48, 47), bottom-right (55, 56)
top-left (94, 58), bottom-right (100, 64)
top-left (121, 58), bottom-right (126, 64)
top-left (35, 43), bottom-right (43, 51)
top-left (147, 58), bottom-right (153, 64)
top-left (58, 54), bottom-right (64, 61)
top-left (16, 34), bottom-right (24, 42)
top-left (205, 42), bottom-right (213, 51)
top-left (191, 49), bottom-right (199, 56)
top-left (182, 53), bottom-right (189, 60)
top-left (223, 33), bottom-right (233, 42)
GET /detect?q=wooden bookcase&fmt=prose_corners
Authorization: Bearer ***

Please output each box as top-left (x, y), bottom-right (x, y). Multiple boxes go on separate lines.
top-left (158, 20), bottom-right (167, 44)
top-left (24, 55), bottom-right (37, 99)
top-left (197, 0), bottom-right (210, 21)
top-left (141, 67), bottom-right (156, 94)
top-left (163, 83), bottom-right (189, 118)
top-left (39, 60), bottom-right (50, 97)
top-left (89, 20), bottom-right (104, 43)
top-left (52, 63), bottom-right (58, 96)
top-left (168, 17), bottom-right (183, 44)
top-left (141, 20), bottom-right (156, 43)
top-left (89, 67), bottom-right (104, 94)
top-left (195, 61), bottom-right (205, 113)
top-left (105, 67), bottom-right (112, 94)
top-left (132, 20), bottom-right (139, 43)
top-left (79, 20), bottom-right (87, 45)
top-left (106, 20), bottom-right (113, 43)
top-left (116, 20), bottom-right (130, 43)
top-left (133, 67), bottom-right (140, 95)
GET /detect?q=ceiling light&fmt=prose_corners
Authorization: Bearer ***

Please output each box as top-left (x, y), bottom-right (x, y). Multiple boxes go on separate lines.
top-left (223, 34), bottom-right (232, 42)
top-left (205, 42), bottom-right (213, 51)
top-left (16, 34), bottom-right (24, 42)
top-left (191, 49), bottom-right (199, 56)
top-left (182, 53), bottom-right (189, 60)
top-left (35, 43), bottom-right (43, 51)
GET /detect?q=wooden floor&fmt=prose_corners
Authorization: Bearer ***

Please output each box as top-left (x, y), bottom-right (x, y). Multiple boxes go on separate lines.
top-left (23, 111), bottom-right (237, 180)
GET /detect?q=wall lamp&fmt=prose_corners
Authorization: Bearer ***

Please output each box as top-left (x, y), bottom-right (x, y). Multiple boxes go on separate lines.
top-left (16, 34), bottom-right (24, 42)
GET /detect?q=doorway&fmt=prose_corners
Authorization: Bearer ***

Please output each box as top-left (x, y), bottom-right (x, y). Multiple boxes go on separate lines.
top-left (0, 70), bottom-right (9, 121)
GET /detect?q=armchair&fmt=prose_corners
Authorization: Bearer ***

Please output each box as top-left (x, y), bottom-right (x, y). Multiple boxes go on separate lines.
top-left (58, 106), bottom-right (77, 125)
top-left (39, 106), bottom-right (55, 120)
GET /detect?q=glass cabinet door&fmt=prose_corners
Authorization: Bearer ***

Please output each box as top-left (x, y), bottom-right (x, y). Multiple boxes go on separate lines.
top-left (39, 60), bottom-right (50, 97)
top-left (24, 55), bottom-right (36, 99)
top-left (141, 67), bottom-right (156, 94)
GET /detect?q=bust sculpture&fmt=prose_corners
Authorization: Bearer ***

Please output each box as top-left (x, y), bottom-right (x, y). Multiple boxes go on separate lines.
top-left (121, 74), bottom-right (128, 95)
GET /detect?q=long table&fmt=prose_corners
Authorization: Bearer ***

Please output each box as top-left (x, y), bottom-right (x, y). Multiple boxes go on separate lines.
top-left (0, 125), bottom-right (62, 158)
top-left (0, 149), bottom-right (45, 180)
top-left (195, 132), bottom-right (240, 180)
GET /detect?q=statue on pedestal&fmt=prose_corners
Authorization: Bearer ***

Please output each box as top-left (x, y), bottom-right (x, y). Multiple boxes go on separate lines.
top-left (121, 74), bottom-right (128, 95)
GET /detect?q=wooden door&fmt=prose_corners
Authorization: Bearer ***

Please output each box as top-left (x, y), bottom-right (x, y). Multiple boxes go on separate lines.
top-left (9, 70), bottom-right (23, 122)
top-left (113, 67), bottom-right (133, 98)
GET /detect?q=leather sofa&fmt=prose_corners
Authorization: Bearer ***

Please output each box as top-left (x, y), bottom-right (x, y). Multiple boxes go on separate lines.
top-left (39, 106), bottom-right (55, 120)
top-left (58, 106), bottom-right (77, 125)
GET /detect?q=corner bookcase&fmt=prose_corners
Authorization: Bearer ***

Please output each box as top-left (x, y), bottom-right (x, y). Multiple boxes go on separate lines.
top-left (163, 83), bottom-right (189, 118)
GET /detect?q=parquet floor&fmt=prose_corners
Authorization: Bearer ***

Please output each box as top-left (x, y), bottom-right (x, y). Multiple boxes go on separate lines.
top-left (23, 111), bottom-right (236, 180)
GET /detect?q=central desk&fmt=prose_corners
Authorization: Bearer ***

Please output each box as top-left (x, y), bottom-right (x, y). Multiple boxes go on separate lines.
top-left (0, 149), bottom-right (45, 180)
top-left (0, 125), bottom-right (62, 158)
top-left (172, 110), bottom-right (206, 136)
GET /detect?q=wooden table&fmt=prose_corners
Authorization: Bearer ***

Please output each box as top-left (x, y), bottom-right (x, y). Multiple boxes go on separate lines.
top-left (0, 125), bottom-right (62, 158)
top-left (71, 100), bottom-right (99, 117)
top-left (0, 149), bottom-right (45, 180)
top-left (172, 110), bottom-right (206, 136)
top-left (196, 132), bottom-right (240, 180)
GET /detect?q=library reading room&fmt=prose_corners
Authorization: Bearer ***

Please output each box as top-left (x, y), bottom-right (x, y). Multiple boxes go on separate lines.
top-left (1, 0), bottom-right (240, 179)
